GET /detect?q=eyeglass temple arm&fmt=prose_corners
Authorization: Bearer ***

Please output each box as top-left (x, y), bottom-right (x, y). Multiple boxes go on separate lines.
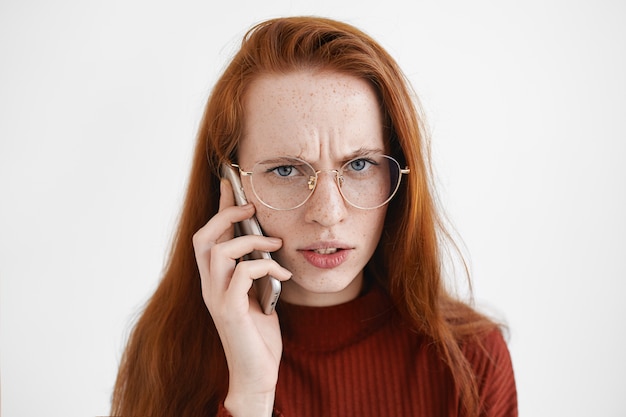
top-left (231, 164), bottom-right (254, 176)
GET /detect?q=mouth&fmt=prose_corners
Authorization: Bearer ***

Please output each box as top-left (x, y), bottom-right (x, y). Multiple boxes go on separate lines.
top-left (302, 241), bottom-right (352, 253)
top-left (299, 243), bottom-right (352, 269)
top-left (311, 247), bottom-right (340, 255)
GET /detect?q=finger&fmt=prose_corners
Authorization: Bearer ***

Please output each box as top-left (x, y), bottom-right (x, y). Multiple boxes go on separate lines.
top-left (207, 235), bottom-right (285, 289)
top-left (223, 258), bottom-right (291, 309)
top-left (215, 179), bottom-right (239, 243)
top-left (193, 180), bottom-right (247, 254)
top-left (192, 203), bottom-right (256, 255)
top-left (213, 234), bottom-right (284, 261)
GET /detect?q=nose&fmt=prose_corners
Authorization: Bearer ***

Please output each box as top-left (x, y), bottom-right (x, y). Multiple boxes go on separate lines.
top-left (303, 171), bottom-right (348, 227)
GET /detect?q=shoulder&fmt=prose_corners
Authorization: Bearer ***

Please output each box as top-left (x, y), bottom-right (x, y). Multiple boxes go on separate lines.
top-left (440, 297), bottom-right (516, 391)
top-left (462, 327), bottom-right (511, 367)
top-left (462, 328), bottom-right (518, 416)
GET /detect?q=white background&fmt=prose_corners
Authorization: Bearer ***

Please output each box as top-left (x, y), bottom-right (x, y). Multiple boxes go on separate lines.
top-left (1, 0), bottom-right (625, 416)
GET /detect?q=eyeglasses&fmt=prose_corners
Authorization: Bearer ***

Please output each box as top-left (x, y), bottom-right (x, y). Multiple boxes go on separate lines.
top-left (232, 154), bottom-right (409, 210)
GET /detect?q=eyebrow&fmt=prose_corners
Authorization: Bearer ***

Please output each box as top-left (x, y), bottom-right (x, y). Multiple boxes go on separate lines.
top-left (343, 147), bottom-right (385, 160)
top-left (295, 147), bottom-right (386, 162)
top-left (256, 147), bottom-right (386, 165)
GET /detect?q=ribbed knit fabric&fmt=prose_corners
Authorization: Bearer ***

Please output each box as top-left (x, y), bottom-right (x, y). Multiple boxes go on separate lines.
top-left (217, 283), bottom-right (517, 416)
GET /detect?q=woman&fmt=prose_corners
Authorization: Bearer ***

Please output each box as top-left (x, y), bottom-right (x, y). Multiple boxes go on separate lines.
top-left (111, 16), bottom-right (517, 417)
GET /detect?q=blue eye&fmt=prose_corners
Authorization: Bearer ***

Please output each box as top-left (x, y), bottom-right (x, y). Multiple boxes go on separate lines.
top-left (348, 158), bottom-right (372, 171)
top-left (273, 165), bottom-right (295, 177)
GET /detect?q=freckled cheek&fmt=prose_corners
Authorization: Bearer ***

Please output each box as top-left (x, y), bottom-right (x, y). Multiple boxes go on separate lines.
top-left (240, 182), bottom-right (290, 238)
top-left (254, 208), bottom-right (296, 240)
top-left (254, 209), bottom-right (302, 266)
top-left (360, 209), bottom-right (387, 243)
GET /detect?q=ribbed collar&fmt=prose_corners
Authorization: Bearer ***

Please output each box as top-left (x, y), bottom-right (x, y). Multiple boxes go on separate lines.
top-left (276, 282), bottom-right (396, 352)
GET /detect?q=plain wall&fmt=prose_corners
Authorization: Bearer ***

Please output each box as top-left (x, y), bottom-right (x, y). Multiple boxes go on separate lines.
top-left (1, 0), bottom-right (625, 416)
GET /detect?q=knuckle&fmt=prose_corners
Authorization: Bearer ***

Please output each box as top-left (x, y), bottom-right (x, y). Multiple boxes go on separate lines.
top-left (192, 230), bottom-right (202, 248)
top-left (192, 226), bottom-right (212, 248)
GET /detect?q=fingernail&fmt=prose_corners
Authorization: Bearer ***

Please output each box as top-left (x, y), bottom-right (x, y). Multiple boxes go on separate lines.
top-left (268, 237), bottom-right (282, 243)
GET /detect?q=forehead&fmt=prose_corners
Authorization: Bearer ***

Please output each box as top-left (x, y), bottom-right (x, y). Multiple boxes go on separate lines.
top-left (238, 70), bottom-right (385, 165)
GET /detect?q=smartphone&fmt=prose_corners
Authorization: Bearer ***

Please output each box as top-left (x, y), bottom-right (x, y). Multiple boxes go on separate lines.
top-left (220, 163), bottom-right (281, 314)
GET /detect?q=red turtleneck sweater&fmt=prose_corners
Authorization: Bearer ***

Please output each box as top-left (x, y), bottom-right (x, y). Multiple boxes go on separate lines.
top-left (218, 284), bottom-right (517, 416)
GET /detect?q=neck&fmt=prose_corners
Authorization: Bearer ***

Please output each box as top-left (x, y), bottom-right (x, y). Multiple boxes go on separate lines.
top-left (276, 279), bottom-right (393, 352)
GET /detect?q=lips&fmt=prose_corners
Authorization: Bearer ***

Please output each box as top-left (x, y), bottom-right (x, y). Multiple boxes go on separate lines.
top-left (299, 242), bottom-right (352, 269)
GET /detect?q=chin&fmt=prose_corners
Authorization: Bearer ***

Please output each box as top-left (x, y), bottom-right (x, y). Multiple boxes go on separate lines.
top-left (281, 266), bottom-right (364, 306)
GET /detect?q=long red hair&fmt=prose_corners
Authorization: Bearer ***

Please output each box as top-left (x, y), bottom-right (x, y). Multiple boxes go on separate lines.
top-left (111, 16), bottom-right (496, 417)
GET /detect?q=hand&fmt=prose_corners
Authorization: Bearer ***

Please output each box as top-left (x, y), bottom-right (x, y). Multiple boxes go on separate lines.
top-left (192, 180), bottom-right (292, 417)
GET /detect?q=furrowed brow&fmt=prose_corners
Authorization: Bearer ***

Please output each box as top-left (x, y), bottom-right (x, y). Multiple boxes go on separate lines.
top-left (344, 147), bottom-right (385, 160)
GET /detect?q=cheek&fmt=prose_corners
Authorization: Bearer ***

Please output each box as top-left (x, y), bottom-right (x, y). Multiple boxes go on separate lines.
top-left (242, 182), bottom-right (290, 237)
top-left (359, 208), bottom-right (387, 242)
top-left (365, 210), bottom-right (387, 236)
top-left (255, 208), bottom-right (295, 239)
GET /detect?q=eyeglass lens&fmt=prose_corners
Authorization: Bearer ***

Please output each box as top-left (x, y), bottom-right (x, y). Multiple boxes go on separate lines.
top-left (248, 155), bottom-right (403, 210)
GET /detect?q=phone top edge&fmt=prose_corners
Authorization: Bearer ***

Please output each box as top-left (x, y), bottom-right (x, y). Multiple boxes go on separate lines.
top-left (221, 163), bottom-right (249, 206)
